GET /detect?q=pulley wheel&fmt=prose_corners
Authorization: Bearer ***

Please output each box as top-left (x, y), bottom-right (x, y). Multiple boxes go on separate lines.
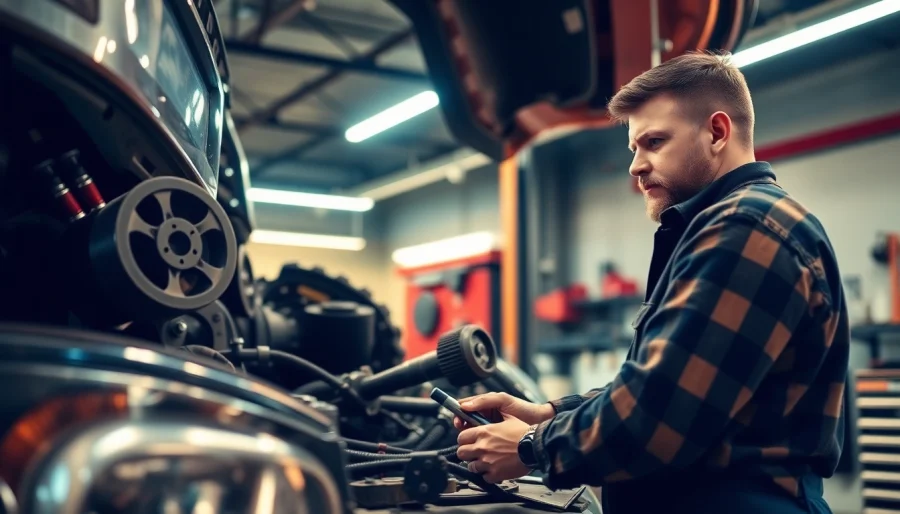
top-left (89, 177), bottom-right (237, 318)
top-left (221, 244), bottom-right (258, 318)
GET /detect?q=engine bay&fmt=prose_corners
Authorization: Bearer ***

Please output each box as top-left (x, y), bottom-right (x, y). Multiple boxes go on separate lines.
top-left (0, 1), bottom-right (599, 512)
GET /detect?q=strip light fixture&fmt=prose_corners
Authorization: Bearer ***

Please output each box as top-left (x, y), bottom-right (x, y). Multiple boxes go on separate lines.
top-left (391, 231), bottom-right (500, 268)
top-left (248, 187), bottom-right (374, 212)
top-left (345, 91), bottom-right (439, 143)
top-left (732, 0), bottom-right (900, 67)
top-left (250, 229), bottom-right (366, 251)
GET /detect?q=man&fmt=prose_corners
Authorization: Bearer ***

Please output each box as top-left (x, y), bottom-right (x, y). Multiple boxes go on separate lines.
top-left (454, 52), bottom-right (848, 513)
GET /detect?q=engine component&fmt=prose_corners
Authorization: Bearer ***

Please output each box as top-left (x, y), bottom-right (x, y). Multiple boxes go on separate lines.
top-left (57, 149), bottom-right (106, 212)
top-left (301, 301), bottom-right (376, 375)
top-left (220, 244), bottom-right (259, 319)
top-left (294, 394), bottom-right (341, 433)
top-left (295, 324), bottom-right (498, 402)
top-left (59, 176), bottom-right (237, 326)
top-left (0, 323), bottom-right (354, 514)
top-left (263, 263), bottom-right (403, 372)
top-left (351, 477), bottom-right (458, 510)
top-left (34, 158), bottom-right (85, 222)
top-left (356, 325), bottom-right (497, 400)
top-left (404, 455), bottom-right (451, 505)
top-left (160, 300), bottom-right (240, 353)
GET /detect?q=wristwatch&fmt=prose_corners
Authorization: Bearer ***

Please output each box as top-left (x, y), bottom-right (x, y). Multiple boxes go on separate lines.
top-left (517, 424), bottom-right (540, 469)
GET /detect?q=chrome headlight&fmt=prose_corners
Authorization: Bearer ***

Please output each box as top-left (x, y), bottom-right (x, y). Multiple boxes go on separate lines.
top-left (20, 419), bottom-right (337, 514)
top-left (0, 325), bottom-right (354, 514)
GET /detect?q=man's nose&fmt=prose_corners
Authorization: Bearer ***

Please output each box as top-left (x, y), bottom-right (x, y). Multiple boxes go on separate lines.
top-left (629, 155), bottom-right (650, 177)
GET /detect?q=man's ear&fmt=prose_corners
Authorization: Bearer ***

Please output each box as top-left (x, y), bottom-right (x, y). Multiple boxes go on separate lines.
top-left (708, 111), bottom-right (731, 154)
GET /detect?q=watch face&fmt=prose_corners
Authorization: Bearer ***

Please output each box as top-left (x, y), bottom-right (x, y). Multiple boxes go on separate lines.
top-left (518, 438), bottom-right (537, 467)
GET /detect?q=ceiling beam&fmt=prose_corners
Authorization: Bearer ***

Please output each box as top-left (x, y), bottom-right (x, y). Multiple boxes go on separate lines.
top-left (224, 40), bottom-right (428, 81)
top-left (236, 28), bottom-right (414, 136)
top-left (240, 0), bottom-right (312, 42)
top-left (249, 0), bottom-right (276, 44)
top-left (234, 116), bottom-right (455, 150)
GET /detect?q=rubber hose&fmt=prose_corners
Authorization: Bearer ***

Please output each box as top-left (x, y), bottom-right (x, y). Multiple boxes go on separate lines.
top-left (222, 348), bottom-right (347, 392)
top-left (268, 350), bottom-right (343, 388)
top-left (182, 345), bottom-right (236, 372)
top-left (414, 422), bottom-right (448, 451)
top-left (386, 431), bottom-right (426, 448)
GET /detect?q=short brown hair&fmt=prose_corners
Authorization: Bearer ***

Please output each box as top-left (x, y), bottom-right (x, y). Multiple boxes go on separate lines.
top-left (607, 51), bottom-right (755, 147)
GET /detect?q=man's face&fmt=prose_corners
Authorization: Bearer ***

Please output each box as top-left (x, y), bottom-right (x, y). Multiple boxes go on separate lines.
top-left (627, 95), bottom-right (717, 222)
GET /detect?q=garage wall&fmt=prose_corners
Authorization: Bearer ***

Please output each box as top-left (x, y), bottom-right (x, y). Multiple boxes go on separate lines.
top-left (375, 164), bottom-right (501, 331)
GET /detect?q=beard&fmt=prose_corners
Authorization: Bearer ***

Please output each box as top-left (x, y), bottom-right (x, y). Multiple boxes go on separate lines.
top-left (643, 144), bottom-right (714, 222)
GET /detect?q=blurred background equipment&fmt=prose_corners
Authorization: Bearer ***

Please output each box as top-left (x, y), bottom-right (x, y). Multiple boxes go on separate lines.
top-left (394, 232), bottom-right (502, 361)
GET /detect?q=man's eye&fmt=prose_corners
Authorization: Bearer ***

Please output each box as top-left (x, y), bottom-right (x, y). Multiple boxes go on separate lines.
top-left (648, 138), bottom-right (663, 148)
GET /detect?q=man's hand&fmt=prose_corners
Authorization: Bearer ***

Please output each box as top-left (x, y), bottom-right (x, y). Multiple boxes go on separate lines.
top-left (452, 392), bottom-right (555, 431)
top-left (456, 414), bottom-right (531, 484)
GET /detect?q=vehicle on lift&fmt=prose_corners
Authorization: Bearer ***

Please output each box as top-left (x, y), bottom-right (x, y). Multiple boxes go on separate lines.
top-left (0, 0), bottom-right (755, 512)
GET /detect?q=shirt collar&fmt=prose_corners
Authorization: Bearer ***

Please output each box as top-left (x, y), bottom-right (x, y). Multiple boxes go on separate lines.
top-left (659, 161), bottom-right (777, 227)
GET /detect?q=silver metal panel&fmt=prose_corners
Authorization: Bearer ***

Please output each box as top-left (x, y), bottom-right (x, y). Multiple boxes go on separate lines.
top-left (0, 0), bottom-right (223, 195)
top-left (21, 419), bottom-right (342, 514)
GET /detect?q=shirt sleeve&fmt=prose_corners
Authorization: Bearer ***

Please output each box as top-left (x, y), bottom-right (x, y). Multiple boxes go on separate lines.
top-left (549, 385), bottom-right (611, 414)
top-left (532, 213), bottom-right (818, 490)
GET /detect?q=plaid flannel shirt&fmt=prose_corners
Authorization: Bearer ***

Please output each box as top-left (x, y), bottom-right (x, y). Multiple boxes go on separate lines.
top-left (532, 162), bottom-right (850, 497)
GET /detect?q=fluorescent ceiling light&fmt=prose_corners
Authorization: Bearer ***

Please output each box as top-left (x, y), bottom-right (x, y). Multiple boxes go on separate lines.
top-left (392, 231), bottom-right (500, 268)
top-left (357, 151), bottom-right (492, 201)
top-left (250, 230), bottom-right (366, 251)
top-left (345, 91), bottom-right (440, 143)
top-left (732, 0), bottom-right (900, 67)
top-left (248, 188), bottom-right (374, 212)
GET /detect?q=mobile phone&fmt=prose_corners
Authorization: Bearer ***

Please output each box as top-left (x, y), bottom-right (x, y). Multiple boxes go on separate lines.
top-left (430, 387), bottom-right (492, 426)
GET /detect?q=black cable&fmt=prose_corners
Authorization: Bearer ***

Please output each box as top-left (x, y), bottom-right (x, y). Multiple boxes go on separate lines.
top-left (386, 430), bottom-right (427, 449)
top-left (342, 438), bottom-right (412, 454)
top-left (414, 421), bottom-right (448, 451)
top-left (345, 446), bottom-right (457, 462)
top-left (220, 347), bottom-right (368, 408)
top-left (347, 459), bottom-right (409, 475)
top-left (347, 458), bottom-right (510, 501)
top-left (182, 345), bottom-right (235, 372)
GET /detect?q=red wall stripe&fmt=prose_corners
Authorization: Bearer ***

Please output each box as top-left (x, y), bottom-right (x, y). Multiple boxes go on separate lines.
top-left (756, 111), bottom-right (900, 162)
